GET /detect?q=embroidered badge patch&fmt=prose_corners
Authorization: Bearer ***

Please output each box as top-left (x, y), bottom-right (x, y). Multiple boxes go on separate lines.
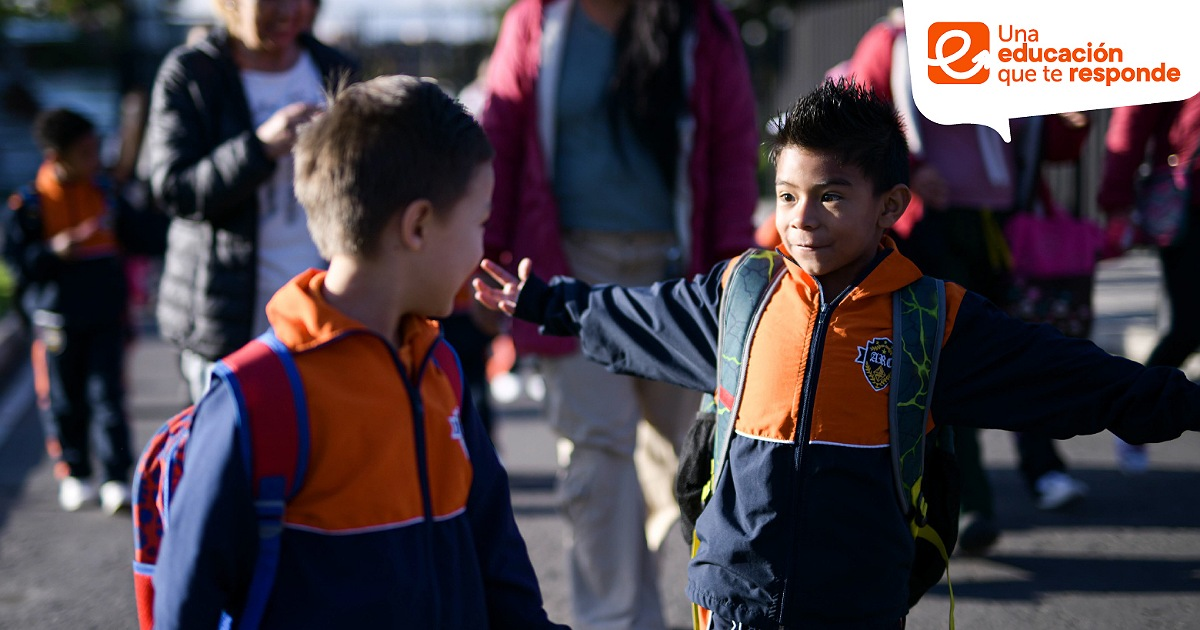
top-left (448, 406), bottom-right (470, 458)
top-left (855, 337), bottom-right (893, 391)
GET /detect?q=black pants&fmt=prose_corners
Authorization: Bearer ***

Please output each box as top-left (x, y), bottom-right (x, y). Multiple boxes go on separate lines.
top-left (35, 318), bottom-right (132, 482)
top-left (1146, 208), bottom-right (1200, 369)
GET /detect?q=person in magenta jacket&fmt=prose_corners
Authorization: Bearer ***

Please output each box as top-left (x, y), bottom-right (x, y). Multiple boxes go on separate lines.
top-left (480, 0), bottom-right (759, 627)
top-left (482, 0), bottom-right (759, 357)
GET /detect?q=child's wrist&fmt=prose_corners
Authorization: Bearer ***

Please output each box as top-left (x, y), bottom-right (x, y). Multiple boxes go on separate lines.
top-left (512, 274), bottom-right (549, 323)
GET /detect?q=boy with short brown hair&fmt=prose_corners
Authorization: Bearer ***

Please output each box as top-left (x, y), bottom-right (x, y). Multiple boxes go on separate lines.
top-left (152, 75), bottom-right (567, 629)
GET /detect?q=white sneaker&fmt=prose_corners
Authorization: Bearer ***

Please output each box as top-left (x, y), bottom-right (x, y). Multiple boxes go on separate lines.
top-left (99, 481), bottom-right (132, 516)
top-left (59, 477), bottom-right (97, 512)
top-left (1115, 439), bottom-right (1149, 475)
top-left (1035, 471), bottom-right (1088, 511)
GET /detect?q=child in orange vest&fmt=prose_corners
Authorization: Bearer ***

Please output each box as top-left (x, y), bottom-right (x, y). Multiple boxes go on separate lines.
top-left (476, 79), bottom-right (1200, 628)
top-left (150, 76), bottom-right (567, 629)
top-left (4, 108), bottom-right (164, 514)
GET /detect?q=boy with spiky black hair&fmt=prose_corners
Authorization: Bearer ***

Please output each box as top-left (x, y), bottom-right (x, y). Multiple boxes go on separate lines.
top-left (476, 79), bottom-right (1200, 628)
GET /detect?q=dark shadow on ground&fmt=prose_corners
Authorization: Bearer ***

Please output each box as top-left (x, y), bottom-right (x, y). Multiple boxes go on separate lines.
top-left (927, 555), bottom-right (1200, 600)
top-left (508, 472), bottom-right (556, 492)
top-left (928, 462), bottom-right (1200, 603)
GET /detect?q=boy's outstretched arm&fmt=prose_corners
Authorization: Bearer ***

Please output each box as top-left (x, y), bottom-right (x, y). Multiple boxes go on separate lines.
top-left (475, 257), bottom-right (727, 393)
top-left (934, 292), bottom-right (1200, 443)
top-left (459, 390), bottom-right (569, 629)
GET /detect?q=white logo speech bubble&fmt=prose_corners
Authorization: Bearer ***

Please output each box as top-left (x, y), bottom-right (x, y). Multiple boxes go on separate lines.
top-left (904, 0), bottom-right (1200, 142)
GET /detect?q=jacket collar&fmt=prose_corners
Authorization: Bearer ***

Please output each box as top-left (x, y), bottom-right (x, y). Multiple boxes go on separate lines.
top-left (780, 235), bottom-right (925, 306)
top-left (266, 269), bottom-right (441, 363)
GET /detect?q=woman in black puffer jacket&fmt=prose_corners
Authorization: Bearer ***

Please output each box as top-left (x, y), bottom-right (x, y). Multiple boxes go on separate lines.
top-left (142, 0), bottom-right (357, 401)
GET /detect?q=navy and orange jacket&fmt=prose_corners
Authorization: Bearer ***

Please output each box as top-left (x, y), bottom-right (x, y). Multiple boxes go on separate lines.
top-left (152, 270), bottom-right (567, 629)
top-left (515, 239), bottom-right (1200, 628)
top-left (3, 163), bottom-right (165, 328)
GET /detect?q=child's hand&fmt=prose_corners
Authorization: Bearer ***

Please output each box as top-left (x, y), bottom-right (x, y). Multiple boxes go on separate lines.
top-left (257, 102), bottom-right (323, 159)
top-left (49, 217), bottom-right (101, 259)
top-left (473, 258), bottom-right (530, 315)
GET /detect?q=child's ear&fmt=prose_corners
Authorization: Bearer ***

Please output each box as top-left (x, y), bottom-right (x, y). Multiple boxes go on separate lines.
top-left (396, 198), bottom-right (436, 250)
top-left (877, 184), bottom-right (912, 230)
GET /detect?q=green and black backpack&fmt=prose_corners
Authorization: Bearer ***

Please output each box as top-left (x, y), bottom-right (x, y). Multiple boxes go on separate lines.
top-left (674, 248), bottom-right (960, 622)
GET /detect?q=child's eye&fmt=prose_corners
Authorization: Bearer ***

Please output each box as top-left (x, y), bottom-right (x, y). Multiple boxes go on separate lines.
top-left (821, 192), bottom-right (843, 203)
top-left (778, 192), bottom-right (796, 203)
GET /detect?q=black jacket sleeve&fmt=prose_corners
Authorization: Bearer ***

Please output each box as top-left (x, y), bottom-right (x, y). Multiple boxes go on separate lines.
top-left (934, 291), bottom-right (1200, 444)
top-left (142, 33), bottom-right (359, 228)
top-left (142, 44), bottom-right (276, 226)
top-left (514, 261), bottom-right (729, 393)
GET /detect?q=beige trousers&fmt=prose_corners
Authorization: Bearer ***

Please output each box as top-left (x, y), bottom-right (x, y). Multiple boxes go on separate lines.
top-left (542, 231), bottom-right (700, 630)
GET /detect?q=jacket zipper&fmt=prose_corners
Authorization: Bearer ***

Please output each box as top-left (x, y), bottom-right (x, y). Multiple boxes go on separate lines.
top-left (777, 289), bottom-right (842, 624)
top-left (342, 330), bottom-right (444, 626)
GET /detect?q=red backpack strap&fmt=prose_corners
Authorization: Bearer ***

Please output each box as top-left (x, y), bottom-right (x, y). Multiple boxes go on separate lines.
top-left (216, 331), bottom-right (309, 498)
top-left (211, 329), bottom-right (308, 630)
top-left (431, 337), bottom-right (464, 404)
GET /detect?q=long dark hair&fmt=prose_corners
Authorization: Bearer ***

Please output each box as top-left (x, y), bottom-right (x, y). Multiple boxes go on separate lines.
top-left (609, 0), bottom-right (693, 191)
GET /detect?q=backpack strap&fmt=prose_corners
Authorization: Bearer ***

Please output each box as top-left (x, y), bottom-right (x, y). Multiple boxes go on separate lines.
top-left (889, 275), bottom-right (945, 522)
top-left (889, 275), bottom-right (955, 627)
top-left (690, 249), bottom-right (785, 630)
top-left (211, 329), bottom-right (309, 630)
top-left (4, 185), bottom-right (40, 264)
top-left (10, 184), bottom-right (39, 213)
top-left (710, 249), bottom-right (786, 494)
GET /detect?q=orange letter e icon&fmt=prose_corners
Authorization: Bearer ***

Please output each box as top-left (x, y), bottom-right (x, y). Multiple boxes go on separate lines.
top-left (928, 22), bottom-right (990, 84)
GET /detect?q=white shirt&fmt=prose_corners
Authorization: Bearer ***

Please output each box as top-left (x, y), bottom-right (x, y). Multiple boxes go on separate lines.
top-left (240, 52), bottom-right (326, 336)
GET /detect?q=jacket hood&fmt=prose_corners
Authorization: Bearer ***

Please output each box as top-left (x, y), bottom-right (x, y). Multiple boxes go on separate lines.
top-left (266, 269), bottom-right (441, 360)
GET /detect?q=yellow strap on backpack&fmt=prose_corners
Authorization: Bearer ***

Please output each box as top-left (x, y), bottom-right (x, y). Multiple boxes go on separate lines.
top-left (911, 485), bottom-right (956, 630)
top-left (913, 522), bottom-right (955, 630)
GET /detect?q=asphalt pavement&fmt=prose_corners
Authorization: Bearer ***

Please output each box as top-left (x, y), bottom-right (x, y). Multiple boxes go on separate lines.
top-left (0, 249), bottom-right (1197, 629)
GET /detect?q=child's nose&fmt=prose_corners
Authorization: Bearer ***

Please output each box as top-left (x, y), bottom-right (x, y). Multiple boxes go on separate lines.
top-left (788, 197), bottom-right (821, 230)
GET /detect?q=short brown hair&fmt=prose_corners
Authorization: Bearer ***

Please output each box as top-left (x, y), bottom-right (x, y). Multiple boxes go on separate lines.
top-left (294, 75), bottom-right (493, 259)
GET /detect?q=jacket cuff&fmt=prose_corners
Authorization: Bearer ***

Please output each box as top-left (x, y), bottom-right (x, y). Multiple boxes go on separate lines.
top-left (513, 273), bottom-right (551, 325)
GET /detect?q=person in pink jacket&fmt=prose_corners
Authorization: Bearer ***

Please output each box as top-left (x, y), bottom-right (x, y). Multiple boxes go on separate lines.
top-left (481, 0), bottom-right (759, 627)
